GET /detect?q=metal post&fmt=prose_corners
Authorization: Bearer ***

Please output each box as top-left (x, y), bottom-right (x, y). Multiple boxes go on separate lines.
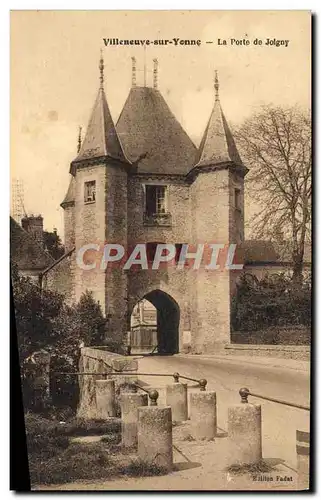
top-left (199, 379), bottom-right (208, 391)
top-left (239, 387), bottom-right (250, 403)
top-left (149, 389), bottom-right (159, 406)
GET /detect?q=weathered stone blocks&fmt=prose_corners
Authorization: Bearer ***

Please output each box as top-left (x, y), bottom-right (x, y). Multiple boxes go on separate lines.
top-left (190, 391), bottom-right (217, 440)
top-left (120, 392), bottom-right (148, 448)
top-left (137, 406), bottom-right (173, 471)
top-left (227, 403), bottom-right (262, 466)
top-left (166, 382), bottom-right (188, 422)
top-left (95, 379), bottom-right (116, 418)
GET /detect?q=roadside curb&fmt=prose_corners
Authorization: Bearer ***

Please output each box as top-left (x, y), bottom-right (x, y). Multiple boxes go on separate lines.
top-left (174, 354), bottom-right (310, 373)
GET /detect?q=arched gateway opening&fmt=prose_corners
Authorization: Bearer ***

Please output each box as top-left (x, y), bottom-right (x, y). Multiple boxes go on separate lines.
top-left (130, 290), bottom-right (180, 354)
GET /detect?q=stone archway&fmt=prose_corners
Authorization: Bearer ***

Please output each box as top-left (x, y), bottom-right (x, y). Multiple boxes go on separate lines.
top-left (130, 289), bottom-right (180, 354)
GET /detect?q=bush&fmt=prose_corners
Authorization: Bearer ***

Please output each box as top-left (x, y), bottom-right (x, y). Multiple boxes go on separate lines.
top-left (231, 273), bottom-right (311, 332)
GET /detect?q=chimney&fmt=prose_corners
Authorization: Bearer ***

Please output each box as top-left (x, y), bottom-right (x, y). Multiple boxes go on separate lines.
top-left (21, 215), bottom-right (44, 248)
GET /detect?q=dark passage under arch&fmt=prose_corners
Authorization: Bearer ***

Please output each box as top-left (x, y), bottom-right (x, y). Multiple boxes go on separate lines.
top-left (130, 289), bottom-right (180, 355)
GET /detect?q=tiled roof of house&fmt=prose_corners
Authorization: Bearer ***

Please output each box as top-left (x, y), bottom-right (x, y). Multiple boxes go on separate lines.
top-left (243, 240), bottom-right (311, 264)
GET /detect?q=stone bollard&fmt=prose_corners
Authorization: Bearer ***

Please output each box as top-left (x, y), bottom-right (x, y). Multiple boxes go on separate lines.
top-left (95, 379), bottom-right (116, 418)
top-left (166, 383), bottom-right (188, 422)
top-left (120, 392), bottom-right (148, 448)
top-left (296, 430), bottom-right (310, 490)
top-left (190, 391), bottom-right (217, 440)
top-left (227, 402), bottom-right (262, 466)
top-left (111, 357), bottom-right (138, 393)
top-left (137, 406), bottom-right (173, 472)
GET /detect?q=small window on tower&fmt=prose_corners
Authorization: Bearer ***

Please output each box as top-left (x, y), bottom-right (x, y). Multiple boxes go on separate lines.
top-left (145, 185), bottom-right (167, 215)
top-left (84, 181), bottom-right (96, 203)
top-left (235, 188), bottom-right (241, 210)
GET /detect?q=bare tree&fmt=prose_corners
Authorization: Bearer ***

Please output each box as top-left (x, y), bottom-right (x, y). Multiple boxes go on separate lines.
top-left (235, 105), bottom-right (311, 282)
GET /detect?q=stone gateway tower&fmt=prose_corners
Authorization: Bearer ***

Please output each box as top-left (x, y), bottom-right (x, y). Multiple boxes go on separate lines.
top-left (60, 56), bottom-right (248, 354)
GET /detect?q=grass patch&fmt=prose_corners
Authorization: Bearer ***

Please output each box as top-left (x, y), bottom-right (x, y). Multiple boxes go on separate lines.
top-left (26, 412), bottom-right (122, 485)
top-left (122, 457), bottom-right (169, 477)
top-left (25, 412), bottom-right (120, 437)
top-left (225, 460), bottom-right (276, 476)
top-left (29, 442), bottom-right (114, 485)
top-left (26, 413), bottom-right (169, 486)
top-left (182, 434), bottom-right (196, 441)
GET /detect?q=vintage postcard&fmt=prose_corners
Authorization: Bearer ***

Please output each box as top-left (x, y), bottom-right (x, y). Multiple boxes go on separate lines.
top-left (10, 10), bottom-right (311, 491)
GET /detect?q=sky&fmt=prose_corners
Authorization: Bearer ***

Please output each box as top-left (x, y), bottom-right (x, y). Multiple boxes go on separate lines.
top-left (10, 10), bottom-right (311, 240)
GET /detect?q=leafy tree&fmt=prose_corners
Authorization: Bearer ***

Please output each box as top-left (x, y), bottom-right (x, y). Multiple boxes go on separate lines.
top-left (235, 105), bottom-right (311, 282)
top-left (11, 263), bottom-right (106, 410)
top-left (43, 230), bottom-right (65, 260)
top-left (12, 264), bottom-right (106, 362)
top-left (11, 263), bottom-right (64, 361)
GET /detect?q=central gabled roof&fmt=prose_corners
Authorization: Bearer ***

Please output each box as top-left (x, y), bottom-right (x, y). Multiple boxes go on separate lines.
top-left (116, 87), bottom-right (197, 175)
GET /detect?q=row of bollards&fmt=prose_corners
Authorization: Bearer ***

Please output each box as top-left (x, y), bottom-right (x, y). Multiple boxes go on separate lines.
top-left (120, 388), bottom-right (173, 470)
top-left (95, 377), bottom-right (309, 488)
top-left (166, 382), bottom-right (217, 440)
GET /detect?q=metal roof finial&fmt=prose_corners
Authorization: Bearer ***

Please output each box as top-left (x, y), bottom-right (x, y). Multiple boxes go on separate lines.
top-left (214, 70), bottom-right (220, 102)
top-left (77, 126), bottom-right (82, 154)
top-left (131, 56), bottom-right (137, 87)
top-left (153, 58), bottom-right (158, 89)
top-left (99, 49), bottom-right (104, 89)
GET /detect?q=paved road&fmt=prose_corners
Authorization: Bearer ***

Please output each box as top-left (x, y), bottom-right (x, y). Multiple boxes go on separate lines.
top-left (137, 354), bottom-right (310, 469)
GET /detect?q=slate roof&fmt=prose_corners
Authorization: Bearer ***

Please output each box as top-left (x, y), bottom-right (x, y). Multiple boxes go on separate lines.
top-left (195, 99), bottom-right (242, 167)
top-left (116, 87), bottom-right (197, 175)
top-left (72, 87), bottom-right (130, 165)
top-left (10, 217), bottom-right (54, 271)
top-left (61, 175), bottom-right (76, 207)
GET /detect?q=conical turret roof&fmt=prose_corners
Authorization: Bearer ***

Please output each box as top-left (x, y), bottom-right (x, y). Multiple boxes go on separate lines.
top-left (61, 175), bottom-right (76, 208)
top-left (71, 53), bottom-right (130, 167)
top-left (73, 87), bottom-right (130, 164)
top-left (195, 99), bottom-right (242, 167)
top-left (195, 72), bottom-right (243, 169)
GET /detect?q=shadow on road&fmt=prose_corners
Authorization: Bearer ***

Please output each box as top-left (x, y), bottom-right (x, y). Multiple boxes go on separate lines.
top-left (173, 462), bottom-right (202, 472)
top-left (216, 427), bottom-right (228, 438)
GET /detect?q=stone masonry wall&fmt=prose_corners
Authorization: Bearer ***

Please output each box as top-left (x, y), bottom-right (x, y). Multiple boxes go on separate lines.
top-left (74, 163), bottom-right (107, 311)
top-left (104, 165), bottom-right (128, 340)
top-left (64, 204), bottom-right (75, 250)
top-left (127, 176), bottom-right (191, 245)
top-left (190, 169), bottom-right (232, 350)
top-left (77, 347), bottom-right (138, 419)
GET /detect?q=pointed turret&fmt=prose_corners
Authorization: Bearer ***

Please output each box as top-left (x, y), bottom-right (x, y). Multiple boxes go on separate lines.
top-left (195, 71), bottom-right (243, 168)
top-left (71, 52), bottom-right (130, 171)
top-left (60, 175), bottom-right (76, 208)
